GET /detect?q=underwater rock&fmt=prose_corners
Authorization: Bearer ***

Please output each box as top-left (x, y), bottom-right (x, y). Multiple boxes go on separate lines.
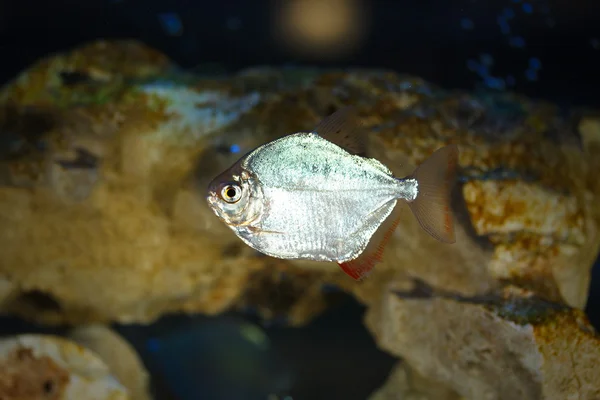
top-left (0, 334), bottom-right (130, 399)
top-left (368, 361), bottom-right (460, 400)
top-left (0, 39), bottom-right (598, 328)
top-left (68, 325), bottom-right (151, 400)
top-left (366, 284), bottom-right (600, 400)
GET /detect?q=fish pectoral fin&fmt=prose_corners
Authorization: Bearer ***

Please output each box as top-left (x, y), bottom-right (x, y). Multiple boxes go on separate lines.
top-left (312, 105), bottom-right (367, 156)
top-left (338, 200), bottom-right (402, 281)
top-left (247, 226), bottom-right (285, 235)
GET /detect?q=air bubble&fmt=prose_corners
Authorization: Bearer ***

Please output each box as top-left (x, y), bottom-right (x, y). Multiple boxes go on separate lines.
top-left (158, 12), bottom-right (183, 36)
top-left (460, 18), bottom-right (474, 30)
top-left (509, 36), bottom-right (526, 48)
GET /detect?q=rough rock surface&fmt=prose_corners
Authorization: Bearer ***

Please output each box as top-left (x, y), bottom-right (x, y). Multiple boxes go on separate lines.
top-left (68, 325), bottom-right (151, 400)
top-left (0, 40), bottom-right (598, 327)
top-left (366, 283), bottom-right (600, 400)
top-left (368, 361), bottom-right (460, 400)
top-left (0, 334), bottom-right (129, 400)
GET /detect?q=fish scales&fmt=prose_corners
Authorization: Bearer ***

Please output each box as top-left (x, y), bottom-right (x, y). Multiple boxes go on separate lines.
top-left (240, 133), bottom-right (409, 262)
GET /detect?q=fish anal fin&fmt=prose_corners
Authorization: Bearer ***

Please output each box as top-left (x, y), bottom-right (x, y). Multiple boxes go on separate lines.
top-left (338, 203), bottom-right (403, 281)
top-left (312, 106), bottom-right (367, 156)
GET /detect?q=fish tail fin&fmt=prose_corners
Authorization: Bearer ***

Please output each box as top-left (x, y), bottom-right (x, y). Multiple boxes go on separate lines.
top-left (406, 144), bottom-right (459, 243)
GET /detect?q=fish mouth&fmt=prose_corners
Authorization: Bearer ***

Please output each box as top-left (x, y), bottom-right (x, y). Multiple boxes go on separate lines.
top-left (206, 192), bottom-right (233, 223)
top-left (206, 192), bottom-right (219, 209)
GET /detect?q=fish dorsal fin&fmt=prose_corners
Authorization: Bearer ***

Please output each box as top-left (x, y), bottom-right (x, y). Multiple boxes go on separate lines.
top-left (312, 106), bottom-right (367, 156)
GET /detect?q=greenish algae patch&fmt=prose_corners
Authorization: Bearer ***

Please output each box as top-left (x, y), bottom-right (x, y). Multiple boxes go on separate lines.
top-left (483, 294), bottom-right (569, 326)
top-left (0, 40), bottom-right (173, 108)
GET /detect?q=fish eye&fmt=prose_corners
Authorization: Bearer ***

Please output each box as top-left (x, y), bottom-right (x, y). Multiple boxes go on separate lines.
top-left (220, 184), bottom-right (242, 203)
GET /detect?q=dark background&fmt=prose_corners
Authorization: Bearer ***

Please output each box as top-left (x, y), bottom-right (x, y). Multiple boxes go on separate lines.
top-left (1, 0), bottom-right (600, 106)
top-left (0, 0), bottom-right (599, 399)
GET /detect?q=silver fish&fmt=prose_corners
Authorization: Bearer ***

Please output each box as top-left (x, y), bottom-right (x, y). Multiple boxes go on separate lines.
top-left (206, 106), bottom-right (459, 280)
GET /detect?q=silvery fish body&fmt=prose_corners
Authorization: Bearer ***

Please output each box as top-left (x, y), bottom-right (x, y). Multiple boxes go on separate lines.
top-left (207, 107), bottom-right (458, 281)
top-left (237, 132), bottom-right (418, 262)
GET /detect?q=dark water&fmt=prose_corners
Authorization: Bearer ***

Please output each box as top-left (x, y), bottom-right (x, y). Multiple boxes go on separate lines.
top-left (0, 1), bottom-right (599, 399)
top-left (1, 0), bottom-right (599, 106)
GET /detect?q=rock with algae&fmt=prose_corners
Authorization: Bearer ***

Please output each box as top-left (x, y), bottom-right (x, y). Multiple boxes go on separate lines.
top-left (0, 39), bottom-right (598, 329)
top-left (0, 334), bottom-right (131, 400)
top-left (366, 283), bottom-right (600, 400)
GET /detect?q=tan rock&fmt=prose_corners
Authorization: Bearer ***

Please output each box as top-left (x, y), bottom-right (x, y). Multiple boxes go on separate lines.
top-left (368, 361), bottom-right (461, 400)
top-left (366, 284), bottom-right (600, 400)
top-left (69, 325), bottom-right (150, 400)
top-left (0, 334), bottom-right (129, 400)
top-left (0, 40), bottom-right (598, 328)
